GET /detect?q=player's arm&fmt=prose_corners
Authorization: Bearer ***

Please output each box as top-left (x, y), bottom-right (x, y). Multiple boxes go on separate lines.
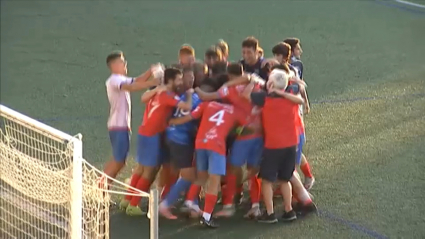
top-left (141, 85), bottom-right (167, 103)
top-left (169, 102), bottom-right (205, 125)
top-left (241, 82), bottom-right (256, 102)
top-left (223, 75), bottom-right (250, 87)
top-left (121, 69), bottom-right (160, 92)
top-left (168, 115), bottom-right (193, 125)
top-left (300, 88), bottom-right (310, 113)
top-left (194, 87), bottom-right (221, 101)
top-left (176, 89), bottom-right (194, 111)
top-left (270, 89), bottom-right (304, 105)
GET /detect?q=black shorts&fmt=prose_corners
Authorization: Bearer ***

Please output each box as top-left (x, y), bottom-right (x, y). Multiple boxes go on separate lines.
top-left (259, 146), bottom-right (296, 182)
top-left (166, 139), bottom-right (194, 169)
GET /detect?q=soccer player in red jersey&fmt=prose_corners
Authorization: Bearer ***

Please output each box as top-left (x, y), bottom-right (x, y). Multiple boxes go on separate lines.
top-left (273, 41), bottom-right (315, 189)
top-left (195, 63), bottom-right (265, 219)
top-left (120, 68), bottom-right (193, 216)
top-left (247, 69), bottom-right (304, 223)
top-left (169, 100), bottom-right (248, 228)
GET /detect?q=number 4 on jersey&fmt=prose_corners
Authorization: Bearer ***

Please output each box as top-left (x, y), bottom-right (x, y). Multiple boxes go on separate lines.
top-left (209, 110), bottom-right (225, 126)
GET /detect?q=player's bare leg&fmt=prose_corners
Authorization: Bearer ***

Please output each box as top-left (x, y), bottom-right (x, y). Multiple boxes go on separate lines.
top-left (290, 171), bottom-right (317, 215)
top-left (279, 180), bottom-right (297, 221)
top-left (300, 153), bottom-right (315, 190)
top-left (257, 179), bottom-right (277, 223)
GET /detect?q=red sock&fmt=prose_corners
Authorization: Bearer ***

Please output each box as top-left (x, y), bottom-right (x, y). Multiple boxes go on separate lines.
top-left (300, 162), bottom-right (313, 178)
top-left (125, 174), bottom-right (141, 200)
top-left (186, 184), bottom-right (201, 201)
top-left (203, 193), bottom-right (218, 215)
top-left (130, 177), bottom-right (151, 206)
top-left (249, 176), bottom-right (261, 204)
top-left (222, 173), bottom-right (236, 205)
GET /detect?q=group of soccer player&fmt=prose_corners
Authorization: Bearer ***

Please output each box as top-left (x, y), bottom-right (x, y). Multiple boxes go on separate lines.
top-left (104, 36), bottom-right (317, 228)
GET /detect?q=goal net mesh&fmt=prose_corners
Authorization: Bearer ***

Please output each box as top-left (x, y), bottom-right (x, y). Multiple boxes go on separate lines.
top-left (0, 111), bottom-right (109, 239)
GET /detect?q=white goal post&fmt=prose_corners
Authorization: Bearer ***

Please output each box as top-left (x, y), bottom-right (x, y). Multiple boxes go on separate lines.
top-left (0, 104), bottom-right (159, 239)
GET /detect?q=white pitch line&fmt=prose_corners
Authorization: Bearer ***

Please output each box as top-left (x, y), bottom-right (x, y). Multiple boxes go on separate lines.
top-left (395, 0), bottom-right (425, 9)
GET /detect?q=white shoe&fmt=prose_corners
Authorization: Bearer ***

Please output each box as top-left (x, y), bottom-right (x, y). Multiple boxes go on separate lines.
top-left (214, 205), bottom-right (235, 218)
top-left (244, 206), bottom-right (261, 219)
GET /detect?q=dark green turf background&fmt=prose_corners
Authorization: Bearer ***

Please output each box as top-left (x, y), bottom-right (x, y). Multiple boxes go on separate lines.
top-left (1, 0), bottom-right (425, 238)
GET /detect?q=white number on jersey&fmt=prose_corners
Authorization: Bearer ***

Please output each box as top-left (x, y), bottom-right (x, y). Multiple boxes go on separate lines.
top-left (209, 110), bottom-right (225, 126)
top-left (148, 101), bottom-right (160, 118)
top-left (173, 108), bottom-right (190, 117)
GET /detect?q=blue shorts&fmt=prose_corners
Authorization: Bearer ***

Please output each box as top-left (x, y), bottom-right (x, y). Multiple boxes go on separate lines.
top-left (229, 137), bottom-right (263, 167)
top-left (109, 130), bottom-right (130, 162)
top-left (196, 149), bottom-right (226, 176)
top-left (136, 134), bottom-right (168, 167)
top-left (296, 133), bottom-right (306, 165)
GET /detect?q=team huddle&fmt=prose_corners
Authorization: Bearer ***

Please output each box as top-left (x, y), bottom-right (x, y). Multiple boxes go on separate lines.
top-left (103, 36), bottom-right (317, 228)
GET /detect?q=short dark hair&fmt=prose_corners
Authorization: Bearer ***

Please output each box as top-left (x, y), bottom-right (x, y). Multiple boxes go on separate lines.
top-left (272, 42), bottom-right (291, 62)
top-left (283, 38), bottom-right (300, 52)
top-left (164, 68), bottom-right (182, 84)
top-left (242, 36), bottom-right (259, 50)
top-left (211, 62), bottom-right (228, 76)
top-left (216, 39), bottom-right (229, 56)
top-left (271, 64), bottom-right (290, 74)
top-left (179, 44), bottom-right (195, 56)
top-left (227, 62), bottom-right (243, 76)
top-left (205, 46), bottom-right (223, 60)
top-left (106, 51), bottom-right (124, 66)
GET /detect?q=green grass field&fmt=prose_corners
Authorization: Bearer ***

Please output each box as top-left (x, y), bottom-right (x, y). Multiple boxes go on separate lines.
top-left (1, 0), bottom-right (425, 238)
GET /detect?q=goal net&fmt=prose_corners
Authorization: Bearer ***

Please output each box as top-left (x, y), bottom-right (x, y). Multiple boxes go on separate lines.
top-left (0, 104), bottom-right (109, 239)
top-left (0, 105), bottom-right (159, 239)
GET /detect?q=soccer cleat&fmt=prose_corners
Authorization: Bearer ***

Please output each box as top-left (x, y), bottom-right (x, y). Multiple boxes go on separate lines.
top-left (126, 205), bottom-right (146, 216)
top-left (119, 199), bottom-right (130, 210)
top-left (281, 210), bottom-right (297, 222)
top-left (304, 177), bottom-right (315, 190)
top-left (214, 205), bottom-right (235, 218)
top-left (244, 206), bottom-right (261, 219)
top-left (200, 217), bottom-right (219, 228)
top-left (257, 212), bottom-right (278, 224)
top-left (159, 204), bottom-right (177, 220)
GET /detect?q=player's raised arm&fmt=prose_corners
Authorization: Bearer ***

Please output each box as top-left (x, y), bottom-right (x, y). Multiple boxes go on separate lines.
top-left (241, 81), bottom-right (256, 102)
top-left (176, 89), bottom-right (194, 111)
top-left (121, 68), bottom-right (160, 92)
top-left (169, 102), bottom-right (205, 125)
top-left (270, 89), bottom-right (304, 105)
top-left (141, 85), bottom-right (167, 103)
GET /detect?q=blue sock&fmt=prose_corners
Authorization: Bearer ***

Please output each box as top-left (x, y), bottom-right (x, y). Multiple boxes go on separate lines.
top-left (164, 177), bottom-right (191, 207)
